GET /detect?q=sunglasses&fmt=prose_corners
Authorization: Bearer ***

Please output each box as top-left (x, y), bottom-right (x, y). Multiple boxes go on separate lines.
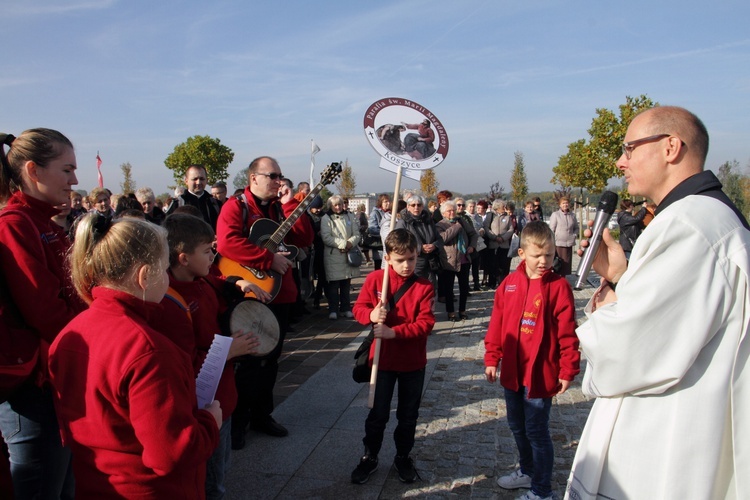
top-left (254, 172), bottom-right (285, 181)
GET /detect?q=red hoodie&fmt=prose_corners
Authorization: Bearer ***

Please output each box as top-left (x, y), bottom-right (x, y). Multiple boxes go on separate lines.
top-left (353, 267), bottom-right (435, 372)
top-left (0, 191), bottom-right (86, 383)
top-left (152, 273), bottom-right (238, 418)
top-left (484, 261), bottom-right (580, 398)
top-left (49, 287), bottom-right (218, 499)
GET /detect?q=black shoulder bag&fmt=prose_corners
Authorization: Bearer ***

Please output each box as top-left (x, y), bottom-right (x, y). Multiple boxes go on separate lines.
top-left (352, 274), bottom-right (418, 383)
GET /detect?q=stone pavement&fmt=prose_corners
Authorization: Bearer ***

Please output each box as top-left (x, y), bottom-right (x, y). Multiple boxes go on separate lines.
top-left (226, 258), bottom-right (597, 499)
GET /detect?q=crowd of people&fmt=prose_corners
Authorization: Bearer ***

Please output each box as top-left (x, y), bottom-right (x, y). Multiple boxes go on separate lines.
top-left (0, 104), bottom-right (746, 500)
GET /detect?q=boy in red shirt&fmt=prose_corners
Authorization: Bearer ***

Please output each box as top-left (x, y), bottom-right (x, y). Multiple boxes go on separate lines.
top-left (154, 214), bottom-right (270, 500)
top-left (484, 221), bottom-right (580, 500)
top-left (350, 229), bottom-right (435, 485)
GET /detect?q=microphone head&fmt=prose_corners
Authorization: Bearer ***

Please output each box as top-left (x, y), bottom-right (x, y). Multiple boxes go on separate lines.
top-left (598, 191), bottom-right (619, 215)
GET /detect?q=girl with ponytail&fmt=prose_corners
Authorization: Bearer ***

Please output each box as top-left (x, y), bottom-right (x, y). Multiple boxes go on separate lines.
top-left (0, 129), bottom-right (86, 498)
top-left (48, 214), bottom-right (221, 498)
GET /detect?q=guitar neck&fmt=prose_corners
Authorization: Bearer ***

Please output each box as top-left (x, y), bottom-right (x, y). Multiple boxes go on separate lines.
top-left (266, 182), bottom-right (327, 249)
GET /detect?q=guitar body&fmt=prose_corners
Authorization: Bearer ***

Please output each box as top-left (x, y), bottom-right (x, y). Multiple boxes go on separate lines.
top-left (216, 161), bottom-right (342, 302)
top-left (216, 219), bottom-right (298, 301)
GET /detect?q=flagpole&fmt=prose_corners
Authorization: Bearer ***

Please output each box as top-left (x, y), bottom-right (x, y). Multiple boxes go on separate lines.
top-left (310, 140), bottom-right (320, 186)
top-left (96, 151), bottom-right (103, 188)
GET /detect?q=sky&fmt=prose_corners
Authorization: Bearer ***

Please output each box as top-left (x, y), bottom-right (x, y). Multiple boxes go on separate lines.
top-left (3, 0), bottom-right (750, 197)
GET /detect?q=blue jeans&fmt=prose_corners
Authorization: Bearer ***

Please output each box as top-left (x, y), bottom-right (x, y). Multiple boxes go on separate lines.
top-left (0, 383), bottom-right (74, 499)
top-left (363, 368), bottom-right (425, 457)
top-left (504, 386), bottom-right (553, 497)
top-left (206, 419), bottom-right (232, 500)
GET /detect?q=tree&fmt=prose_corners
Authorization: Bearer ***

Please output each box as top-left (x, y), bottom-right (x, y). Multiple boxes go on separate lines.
top-left (164, 135), bottom-right (234, 185)
top-left (120, 162), bottom-right (136, 194)
top-left (717, 160), bottom-right (746, 216)
top-left (335, 160), bottom-right (357, 200)
top-left (488, 181), bottom-right (504, 201)
top-left (420, 168), bottom-right (439, 199)
top-left (552, 95), bottom-right (657, 193)
top-left (510, 151), bottom-right (528, 203)
top-left (233, 168), bottom-right (249, 192)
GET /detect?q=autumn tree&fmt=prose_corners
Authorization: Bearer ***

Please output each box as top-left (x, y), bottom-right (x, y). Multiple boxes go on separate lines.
top-left (164, 135), bottom-right (234, 185)
top-left (335, 160), bottom-right (357, 200)
top-left (120, 162), bottom-right (136, 194)
top-left (420, 168), bottom-right (439, 199)
top-left (488, 181), bottom-right (504, 201)
top-left (552, 95), bottom-right (657, 193)
top-left (510, 151), bottom-right (528, 203)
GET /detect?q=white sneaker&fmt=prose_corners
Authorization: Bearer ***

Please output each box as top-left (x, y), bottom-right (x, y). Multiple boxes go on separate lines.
top-left (515, 491), bottom-right (552, 500)
top-left (343, 311), bottom-right (354, 318)
top-left (328, 312), bottom-right (338, 320)
top-left (497, 469), bottom-right (531, 489)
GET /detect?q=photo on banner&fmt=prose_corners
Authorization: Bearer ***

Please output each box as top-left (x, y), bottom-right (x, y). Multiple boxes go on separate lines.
top-left (363, 97), bottom-right (449, 176)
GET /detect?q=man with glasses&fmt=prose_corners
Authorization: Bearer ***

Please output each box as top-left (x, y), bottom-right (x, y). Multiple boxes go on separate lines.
top-left (216, 156), bottom-right (314, 448)
top-left (567, 107), bottom-right (749, 499)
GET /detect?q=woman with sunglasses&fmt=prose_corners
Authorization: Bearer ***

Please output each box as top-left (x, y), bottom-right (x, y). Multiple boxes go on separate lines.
top-left (395, 195), bottom-right (443, 287)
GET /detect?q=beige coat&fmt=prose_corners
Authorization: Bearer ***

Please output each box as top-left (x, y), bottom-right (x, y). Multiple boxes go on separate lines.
top-left (321, 211), bottom-right (361, 282)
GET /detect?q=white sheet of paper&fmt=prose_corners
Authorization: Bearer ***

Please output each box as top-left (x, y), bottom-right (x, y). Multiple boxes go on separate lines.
top-left (195, 334), bottom-right (233, 409)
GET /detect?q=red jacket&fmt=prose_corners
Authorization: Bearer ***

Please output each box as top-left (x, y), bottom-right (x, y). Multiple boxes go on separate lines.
top-left (216, 188), bottom-right (314, 304)
top-left (152, 273), bottom-right (238, 418)
top-left (353, 268), bottom-right (435, 372)
top-left (0, 192), bottom-right (86, 382)
top-left (48, 287), bottom-right (219, 499)
top-left (484, 262), bottom-right (580, 398)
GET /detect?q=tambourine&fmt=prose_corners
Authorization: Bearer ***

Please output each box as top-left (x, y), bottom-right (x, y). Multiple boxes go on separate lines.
top-left (222, 299), bottom-right (280, 357)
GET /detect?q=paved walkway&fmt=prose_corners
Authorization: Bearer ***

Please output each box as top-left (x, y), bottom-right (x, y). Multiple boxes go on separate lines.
top-left (226, 258), bottom-right (596, 499)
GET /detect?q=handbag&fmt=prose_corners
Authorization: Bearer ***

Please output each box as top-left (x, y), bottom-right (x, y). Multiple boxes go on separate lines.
top-left (352, 274), bottom-right (418, 383)
top-left (362, 233), bottom-right (383, 250)
top-left (507, 233), bottom-right (520, 258)
top-left (427, 252), bottom-right (443, 272)
top-left (347, 246), bottom-right (363, 267)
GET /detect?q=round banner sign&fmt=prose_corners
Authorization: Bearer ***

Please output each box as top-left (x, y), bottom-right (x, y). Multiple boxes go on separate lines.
top-left (363, 97), bottom-right (448, 171)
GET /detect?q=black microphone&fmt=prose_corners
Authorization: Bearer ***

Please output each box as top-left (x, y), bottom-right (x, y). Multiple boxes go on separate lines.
top-left (574, 191), bottom-right (618, 290)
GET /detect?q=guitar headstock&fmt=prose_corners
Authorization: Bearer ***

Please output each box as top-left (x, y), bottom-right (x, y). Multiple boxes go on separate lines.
top-left (320, 162), bottom-right (343, 186)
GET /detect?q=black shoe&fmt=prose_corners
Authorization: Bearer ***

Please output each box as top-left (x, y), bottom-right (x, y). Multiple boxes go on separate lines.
top-left (459, 312), bottom-right (468, 321)
top-left (473, 285), bottom-right (481, 292)
top-left (394, 455), bottom-right (419, 483)
top-left (447, 313), bottom-right (457, 322)
top-left (251, 418), bottom-right (288, 437)
top-left (351, 454), bottom-right (378, 484)
top-left (466, 291), bottom-right (472, 297)
top-left (231, 424), bottom-right (247, 450)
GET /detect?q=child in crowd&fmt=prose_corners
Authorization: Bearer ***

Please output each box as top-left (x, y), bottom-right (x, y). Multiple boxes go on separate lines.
top-left (484, 220), bottom-right (579, 500)
top-left (48, 213), bottom-right (221, 498)
top-left (350, 229), bottom-right (435, 484)
top-left (153, 213), bottom-right (270, 499)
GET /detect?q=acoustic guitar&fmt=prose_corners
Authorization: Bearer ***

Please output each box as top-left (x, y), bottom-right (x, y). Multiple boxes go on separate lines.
top-left (216, 162), bottom-right (343, 300)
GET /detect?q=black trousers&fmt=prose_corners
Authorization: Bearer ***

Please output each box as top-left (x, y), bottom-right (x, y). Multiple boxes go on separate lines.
top-left (233, 302), bottom-right (291, 428)
top-left (363, 368), bottom-right (425, 457)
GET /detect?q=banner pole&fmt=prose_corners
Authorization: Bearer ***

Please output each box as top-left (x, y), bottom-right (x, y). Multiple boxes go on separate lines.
top-left (367, 165), bottom-right (404, 408)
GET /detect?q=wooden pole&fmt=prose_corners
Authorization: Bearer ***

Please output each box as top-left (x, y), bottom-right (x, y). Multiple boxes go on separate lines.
top-left (368, 165), bottom-right (404, 408)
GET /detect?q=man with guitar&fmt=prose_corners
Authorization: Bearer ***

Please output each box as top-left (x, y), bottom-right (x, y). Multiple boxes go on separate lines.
top-left (216, 156), bottom-right (314, 448)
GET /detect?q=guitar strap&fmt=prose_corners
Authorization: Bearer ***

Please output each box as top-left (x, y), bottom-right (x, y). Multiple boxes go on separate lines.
top-left (236, 193), bottom-right (286, 238)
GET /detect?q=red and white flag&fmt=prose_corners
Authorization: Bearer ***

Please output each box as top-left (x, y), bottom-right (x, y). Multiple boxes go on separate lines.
top-left (96, 152), bottom-right (103, 188)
